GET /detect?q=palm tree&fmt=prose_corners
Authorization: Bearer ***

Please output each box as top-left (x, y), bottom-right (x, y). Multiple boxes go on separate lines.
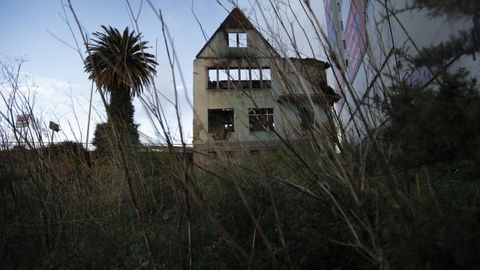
top-left (84, 26), bottom-right (157, 147)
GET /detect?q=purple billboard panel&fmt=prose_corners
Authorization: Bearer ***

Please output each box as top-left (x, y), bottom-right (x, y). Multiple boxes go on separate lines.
top-left (344, 0), bottom-right (367, 81)
top-left (324, 0), bottom-right (345, 104)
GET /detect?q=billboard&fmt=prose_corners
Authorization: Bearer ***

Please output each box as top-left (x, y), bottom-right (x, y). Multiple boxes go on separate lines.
top-left (324, 0), bottom-right (345, 104)
top-left (344, 0), bottom-right (367, 81)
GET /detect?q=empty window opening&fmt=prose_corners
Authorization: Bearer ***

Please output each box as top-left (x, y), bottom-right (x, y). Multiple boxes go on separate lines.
top-left (299, 106), bottom-right (316, 130)
top-left (240, 68), bottom-right (250, 88)
top-left (238, 33), bottom-right (247, 47)
top-left (228, 32), bottom-right (247, 47)
top-left (249, 108), bottom-right (274, 132)
top-left (251, 68), bottom-right (261, 88)
top-left (207, 66), bottom-right (271, 89)
top-left (229, 68), bottom-right (239, 88)
top-left (218, 68), bottom-right (229, 89)
top-left (228, 33), bottom-right (237, 47)
top-left (262, 67), bottom-right (272, 88)
top-left (229, 68), bottom-right (239, 80)
top-left (208, 108), bottom-right (235, 140)
top-left (208, 68), bottom-right (218, 89)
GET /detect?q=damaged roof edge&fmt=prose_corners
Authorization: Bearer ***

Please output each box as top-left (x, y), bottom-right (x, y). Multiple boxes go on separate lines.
top-left (284, 57), bottom-right (331, 70)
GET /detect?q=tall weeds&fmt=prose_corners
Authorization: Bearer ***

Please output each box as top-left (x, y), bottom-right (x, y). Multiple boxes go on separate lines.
top-left (0, 0), bottom-right (479, 269)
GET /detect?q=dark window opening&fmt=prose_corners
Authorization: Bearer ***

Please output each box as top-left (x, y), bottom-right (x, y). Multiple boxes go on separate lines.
top-left (208, 108), bottom-right (234, 140)
top-left (299, 106), bottom-right (316, 130)
top-left (249, 108), bottom-right (274, 132)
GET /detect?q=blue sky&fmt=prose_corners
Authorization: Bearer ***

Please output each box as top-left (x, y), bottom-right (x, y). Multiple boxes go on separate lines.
top-left (0, 0), bottom-right (326, 146)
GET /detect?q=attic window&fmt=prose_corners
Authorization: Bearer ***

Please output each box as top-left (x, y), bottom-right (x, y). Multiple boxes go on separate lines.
top-left (228, 32), bottom-right (247, 48)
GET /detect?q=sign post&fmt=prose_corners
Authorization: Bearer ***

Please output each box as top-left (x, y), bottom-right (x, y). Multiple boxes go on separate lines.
top-left (49, 121), bottom-right (60, 143)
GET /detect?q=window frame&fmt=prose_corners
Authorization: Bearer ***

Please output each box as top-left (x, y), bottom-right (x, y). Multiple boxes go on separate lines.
top-left (248, 108), bottom-right (275, 132)
top-left (207, 66), bottom-right (272, 90)
top-left (228, 31), bottom-right (248, 48)
top-left (208, 108), bottom-right (235, 140)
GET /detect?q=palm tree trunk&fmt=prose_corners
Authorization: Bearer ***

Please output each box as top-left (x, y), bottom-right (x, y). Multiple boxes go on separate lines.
top-left (108, 86), bottom-right (140, 145)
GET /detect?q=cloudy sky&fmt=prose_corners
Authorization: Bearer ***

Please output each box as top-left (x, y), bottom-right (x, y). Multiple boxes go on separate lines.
top-left (0, 0), bottom-right (326, 146)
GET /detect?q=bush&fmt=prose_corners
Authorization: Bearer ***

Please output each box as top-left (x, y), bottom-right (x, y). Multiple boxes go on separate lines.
top-left (382, 69), bottom-right (480, 169)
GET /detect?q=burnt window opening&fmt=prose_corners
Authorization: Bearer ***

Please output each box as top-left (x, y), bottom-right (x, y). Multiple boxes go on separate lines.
top-left (208, 68), bottom-right (218, 89)
top-left (228, 32), bottom-right (247, 48)
top-left (240, 68), bottom-right (250, 88)
top-left (207, 66), bottom-right (272, 89)
top-left (208, 108), bottom-right (235, 140)
top-left (261, 67), bottom-right (272, 88)
top-left (249, 108), bottom-right (274, 132)
top-left (251, 68), bottom-right (261, 88)
top-left (299, 106), bottom-right (317, 130)
top-left (229, 67), bottom-right (239, 89)
top-left (218, 68), bottom-right (229, 89)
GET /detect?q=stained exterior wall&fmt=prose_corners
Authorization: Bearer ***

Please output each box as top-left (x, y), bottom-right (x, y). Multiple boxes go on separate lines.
top-left (193, 8), bottom-right (333, 163)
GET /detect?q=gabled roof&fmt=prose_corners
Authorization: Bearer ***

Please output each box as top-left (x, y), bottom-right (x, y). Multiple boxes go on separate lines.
top-left (195, 7), bottom-right (280, 58)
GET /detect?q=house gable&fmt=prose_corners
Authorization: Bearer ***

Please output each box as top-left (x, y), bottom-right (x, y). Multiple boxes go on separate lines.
top-left (195, 7), bottom-right (279, 59)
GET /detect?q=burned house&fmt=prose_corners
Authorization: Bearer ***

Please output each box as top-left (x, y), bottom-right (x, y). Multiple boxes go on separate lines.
top-left (193, 8), bottom-right (340, 162)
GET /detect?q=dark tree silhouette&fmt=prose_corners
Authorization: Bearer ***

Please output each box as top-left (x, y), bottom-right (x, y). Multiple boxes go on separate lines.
top-left (84, 26), bottom-right (157, 148)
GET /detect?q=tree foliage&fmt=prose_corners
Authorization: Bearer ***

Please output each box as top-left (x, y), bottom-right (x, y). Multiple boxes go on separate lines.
top-left (84, 26), bottom-right (157, 148)
top-left (382, 68), bottom-right (480, 168)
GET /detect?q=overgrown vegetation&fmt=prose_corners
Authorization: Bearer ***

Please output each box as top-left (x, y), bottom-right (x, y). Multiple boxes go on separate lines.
top-left (0, 0), bottom-right (479, 269)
